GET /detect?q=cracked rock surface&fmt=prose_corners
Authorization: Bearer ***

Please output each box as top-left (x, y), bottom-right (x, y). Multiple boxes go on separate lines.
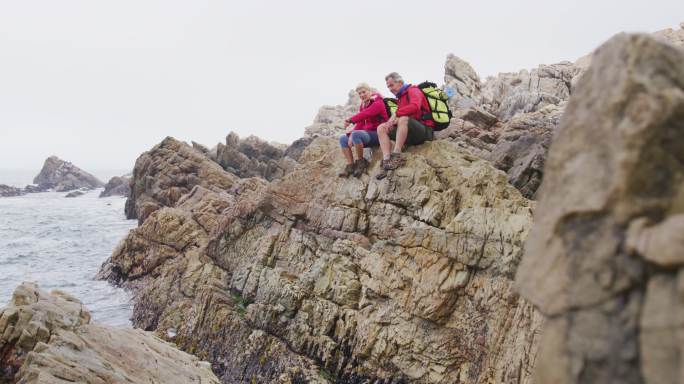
top-left (100, 136), bottom-right (542, 383)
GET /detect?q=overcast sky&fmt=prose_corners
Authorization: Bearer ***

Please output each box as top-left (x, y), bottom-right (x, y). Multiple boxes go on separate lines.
top-left (1, 0), bottom-right (682, 173)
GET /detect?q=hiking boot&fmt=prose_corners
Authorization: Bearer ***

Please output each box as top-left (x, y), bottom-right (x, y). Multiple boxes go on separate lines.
top-left (375, 159), bottom-right (388, 180)
top-left (382, 153), bottom-right (405, 171)
top-left (338, 163), bottom-right (354, 178)
top-left (352, 158), bottom-right (369, 178)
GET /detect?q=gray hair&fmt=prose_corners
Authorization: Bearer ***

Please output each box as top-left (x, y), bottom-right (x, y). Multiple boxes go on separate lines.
top-left (384, 72), bottom-right (403, 83)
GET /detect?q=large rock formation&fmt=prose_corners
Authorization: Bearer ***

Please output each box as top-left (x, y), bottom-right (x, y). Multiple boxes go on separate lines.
top-left (0, 282), bottom-right (219, 383)
top-left (100, 135), bottom-right (542, 383)
top-left (99, 175), bottom-right (131, 198)
top-left (516, 33), bottom-right (684, 383)
top-left (124, 137), bottom-right (239, 224)
top-left (32, 156), bottom-right (104, 192)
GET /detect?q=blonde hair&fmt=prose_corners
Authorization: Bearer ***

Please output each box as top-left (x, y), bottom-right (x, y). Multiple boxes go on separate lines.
top-left (355, 82), bottom-right (372, 92)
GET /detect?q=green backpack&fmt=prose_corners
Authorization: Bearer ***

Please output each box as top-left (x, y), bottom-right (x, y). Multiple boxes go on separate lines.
top-left (383, 97), bottom-right (398, 118)
top-left (417, 81), bottom-right (453, 131)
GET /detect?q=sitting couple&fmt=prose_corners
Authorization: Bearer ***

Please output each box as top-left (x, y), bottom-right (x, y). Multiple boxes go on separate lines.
top-left (338, 72), bottom-right (435, 180)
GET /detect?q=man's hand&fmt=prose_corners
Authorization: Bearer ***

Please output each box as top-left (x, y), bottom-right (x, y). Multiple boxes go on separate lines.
top-left (388, 115), bottom-right (398, 126)
top-left (345, 125), bottom-right (354, 134)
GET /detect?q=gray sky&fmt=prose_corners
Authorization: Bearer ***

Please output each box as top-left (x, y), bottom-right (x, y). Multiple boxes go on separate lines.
top-left (1, 0), bottom-right (682, 173)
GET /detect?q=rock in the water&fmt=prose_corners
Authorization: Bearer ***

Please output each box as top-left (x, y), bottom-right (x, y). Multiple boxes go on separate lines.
top-left (516, 33), bottom-right (684, 383)
top-left (100, 135), bottom-right (542, 383)
top-left (214, 132), bottom-right (297, 181)
top-left (0, 184), bottom-right (25, 197)
top-left (0, 282), bottom-right (219, 384)
top-left (99, 175), bottom-right (131, 197)
top-left (32, 156), bottom-right (104, 192)
top-left (64, 190), bottom-right (85, 198)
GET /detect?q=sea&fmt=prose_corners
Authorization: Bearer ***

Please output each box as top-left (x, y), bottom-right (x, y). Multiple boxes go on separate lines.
top-left (0, 169), bottom-right (136, 327)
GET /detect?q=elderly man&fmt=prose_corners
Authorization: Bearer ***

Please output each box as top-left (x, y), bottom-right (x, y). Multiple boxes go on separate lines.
top-left (376, 72), bottom-right (434, 179)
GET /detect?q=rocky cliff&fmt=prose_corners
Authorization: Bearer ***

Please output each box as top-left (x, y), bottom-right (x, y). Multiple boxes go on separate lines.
top-left (95, 22), bottom-right (684, 384)
top-left (0, 283), bottom-right (219, 383)
top-left (516, 32), bottom-right (684, 384)
top-left (99, 134), bottom-right (542, 383)
top-left (32, 156), bottom-right (104, 192)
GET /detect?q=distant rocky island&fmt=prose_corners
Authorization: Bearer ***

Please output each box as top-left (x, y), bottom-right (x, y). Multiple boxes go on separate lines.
top-left (1, 22), bottom-right (682, 383)
top-left (1, 156), bottom-right (131, 198)
top-left (32, 155), bottom-right (104, 192)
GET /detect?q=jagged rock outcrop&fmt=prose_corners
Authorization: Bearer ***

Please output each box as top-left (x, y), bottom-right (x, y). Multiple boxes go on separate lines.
top-left (100, 176), bottom-right (131, 198)
top-left (444, 54), bottom-right (483, 110)
top-left (304, 90), bottom-right (361, 139)
top-left (0, 282), bottom-right (219, 383)
top-left (653, 21), bottom-right (684, 47)
top-left (32, 156), bottom-right (104, 192)
top-left (516, 33), bottom-right (684, 383)
top-left (479, 62), bottom-right (580, 122)
top-left (124, 137), bottom-right (239, 224)
top-left (100, 135), bottom-right (542, 383)
top-left (0, 184), bottom-right (24, 197)
top-left (214, 132), bottom-right (298, 181)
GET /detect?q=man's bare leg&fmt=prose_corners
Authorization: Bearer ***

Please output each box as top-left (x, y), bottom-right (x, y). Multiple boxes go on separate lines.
top-left (393, 116), bottom-right (410, 153)
top-left (377, 123), bottom-right (392, 160)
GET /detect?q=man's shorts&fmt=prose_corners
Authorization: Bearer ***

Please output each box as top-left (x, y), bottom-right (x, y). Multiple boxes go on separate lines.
top-left (388, 118), bottom-right (434, 145)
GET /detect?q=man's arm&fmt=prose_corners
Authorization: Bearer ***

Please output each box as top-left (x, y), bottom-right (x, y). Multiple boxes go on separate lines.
top-left (396, 88), bottom-right (422, 117)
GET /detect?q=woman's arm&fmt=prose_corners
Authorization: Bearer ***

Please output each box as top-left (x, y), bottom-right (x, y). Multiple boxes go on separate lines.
top-left (349, 97), bottom-right (384, 124)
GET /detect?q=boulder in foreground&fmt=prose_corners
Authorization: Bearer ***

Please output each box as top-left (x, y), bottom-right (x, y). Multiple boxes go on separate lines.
top-left (0, 282), bottom-right (219, 384)
top-left (517, 33), bottom-right (684, 383)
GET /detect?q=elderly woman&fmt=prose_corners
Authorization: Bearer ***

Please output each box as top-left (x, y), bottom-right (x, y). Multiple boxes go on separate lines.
top-left (338, 83), bottom-right (389, 177)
